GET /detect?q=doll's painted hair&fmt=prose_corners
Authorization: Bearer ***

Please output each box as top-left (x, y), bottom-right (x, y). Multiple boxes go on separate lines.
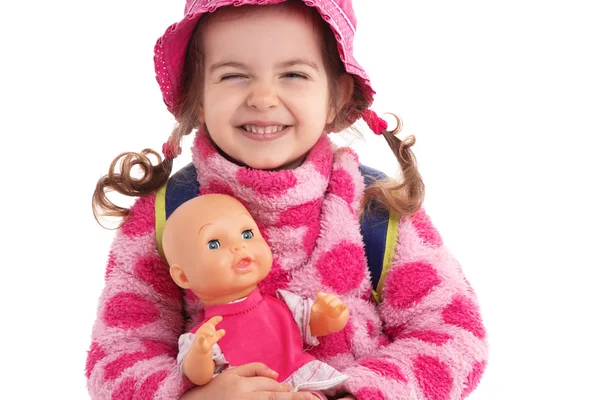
top-left (93, 1), bottom-right (424, 227)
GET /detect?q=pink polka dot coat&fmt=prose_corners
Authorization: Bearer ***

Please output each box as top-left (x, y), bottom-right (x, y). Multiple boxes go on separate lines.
top-left (86, 131), bottom-right (488, 399)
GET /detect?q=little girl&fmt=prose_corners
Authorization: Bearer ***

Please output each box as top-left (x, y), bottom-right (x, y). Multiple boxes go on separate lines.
top-left (87, 1), bottom-right (488, 399)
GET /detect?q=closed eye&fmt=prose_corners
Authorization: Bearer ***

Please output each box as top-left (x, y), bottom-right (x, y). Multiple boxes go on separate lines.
top-left (220, 74), bottom-right (248, 81)
top-left (281, 72), bottom-right (308, 79)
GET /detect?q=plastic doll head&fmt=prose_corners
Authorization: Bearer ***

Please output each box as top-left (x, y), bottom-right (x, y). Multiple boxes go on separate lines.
top-left (162, 194), bottom-right (273, 305)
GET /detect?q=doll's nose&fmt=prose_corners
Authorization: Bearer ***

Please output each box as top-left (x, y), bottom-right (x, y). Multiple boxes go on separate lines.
top-left (231, 242), bottom-right (247, 252)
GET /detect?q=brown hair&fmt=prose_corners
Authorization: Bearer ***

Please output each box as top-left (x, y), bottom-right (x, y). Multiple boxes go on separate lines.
top-left (92, 1), bottom-right (423, 227)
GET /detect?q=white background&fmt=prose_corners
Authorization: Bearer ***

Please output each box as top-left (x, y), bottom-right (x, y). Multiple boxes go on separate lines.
top-left (2, 0), bottom-right (599, 399)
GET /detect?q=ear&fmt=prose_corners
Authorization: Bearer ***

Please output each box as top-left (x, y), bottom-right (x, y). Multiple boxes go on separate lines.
top-left (197, 104), bottom-right (206, 124)
top-left (327, 74), bottom-right (355, 125)
top-left (170, 264), bottom-right (191, 289)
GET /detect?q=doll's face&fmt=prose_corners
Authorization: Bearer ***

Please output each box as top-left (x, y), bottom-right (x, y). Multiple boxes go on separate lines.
top-left (163, 195), bottom-right (273, 304)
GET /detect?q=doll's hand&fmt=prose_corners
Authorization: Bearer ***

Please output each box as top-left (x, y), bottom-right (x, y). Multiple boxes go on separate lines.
top-left (183, 316), bottom-right (227, 385)
top-left (192, 316), bottom-right (226, 355)
top-left (309, 292), bottom-right (349, 337)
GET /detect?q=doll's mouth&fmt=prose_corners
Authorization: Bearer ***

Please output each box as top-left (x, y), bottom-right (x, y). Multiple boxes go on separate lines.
top-left (233, 257), bottom-right (253, 271)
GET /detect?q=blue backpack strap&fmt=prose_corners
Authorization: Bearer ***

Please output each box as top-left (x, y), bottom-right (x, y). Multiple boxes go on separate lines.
top-left (359, 165), bottom-right (400, 304)
top-left (155, 163), bottom-right (199, 259)
top-left (165, 162), bottom-right (200, 219)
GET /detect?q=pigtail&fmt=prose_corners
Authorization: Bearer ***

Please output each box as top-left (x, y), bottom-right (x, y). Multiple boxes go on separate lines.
top-left (361, 113), bottom-right (425, 219)
top-left (92, 149), bottom-right (172, 224)
top-left (91, 118), bottom-right (198, 228)
top-left (92, 19), bottom-right (204, 228)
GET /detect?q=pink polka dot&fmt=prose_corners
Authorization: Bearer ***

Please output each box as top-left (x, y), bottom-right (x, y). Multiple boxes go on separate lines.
top-left (104, 348), bottom-right (163, 381)
top-left (316, 242), bottom-right (366, 294)
top-left (329, 169), bottom-right (355, 205)
top-left (411, 209), bottom-right (443, 247)
top-left (258, 260), bottom-right (290, 297)
top-left (142, 340), bottom-right (176, 357)
top-left (413, 355), bottom-right (453, 400)
top-left (105, 251), bottom-right (116, 280)
top-left (134, 256), bottom-right (182, 300)
top-left (278, 200), bottom-right (321, 227)
top-left (463, 361), bottom-right (486, 398)
top-left (121, 196), bottom-right (156, 238)
top-left (112, 377), bottom-right (136, 399)
top-left (194, 132), bottom-right (216, 160)
top-left (310, 324), bottom-right (354, 358)
top-left (135, 369), bottom-right (169, 400)
top-left (398, 330), bottom-right (453, 346)
top-left (442, 295), bottom-right (486, 339)
top-left (385, 261), bottom-right (441, 309)
top-left (200, 180), bottom-right (234, 197)
top-left (305, 136), bottom-right (333, 177)
top-left (355, 386), bottom-right (385, 400)
top-left (104, 293), bottom-right (160, 329)
top-left (237, 168), bottom-right (297, 196)
top-left (358, 357), bottom-right (407, 382)
top-left (85, 342), bottom-right (106, 379)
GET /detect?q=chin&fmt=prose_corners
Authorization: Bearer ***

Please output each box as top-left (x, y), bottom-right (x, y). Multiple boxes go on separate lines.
top-left (244, 159), bottom-right (287, 171)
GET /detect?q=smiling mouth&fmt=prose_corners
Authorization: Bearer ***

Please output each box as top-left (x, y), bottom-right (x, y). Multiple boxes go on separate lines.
top-left (240, 124), bottom-right (290, 134)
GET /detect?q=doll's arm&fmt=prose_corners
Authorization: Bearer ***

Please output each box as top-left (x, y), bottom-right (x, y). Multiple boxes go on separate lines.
top-left (181, 316), bottom-right (226, 386)
top-left (309, 292), bottom-right (349, 337)
top-left (277, 290), bottom-right (319, 346)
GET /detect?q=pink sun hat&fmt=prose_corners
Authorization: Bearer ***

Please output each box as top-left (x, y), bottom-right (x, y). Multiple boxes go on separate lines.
top-left (154, 0), bottom-right (380, 130)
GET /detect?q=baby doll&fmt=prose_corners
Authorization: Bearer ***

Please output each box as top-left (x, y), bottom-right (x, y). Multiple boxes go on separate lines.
top-left (162, 194), bottom-right (349, 397)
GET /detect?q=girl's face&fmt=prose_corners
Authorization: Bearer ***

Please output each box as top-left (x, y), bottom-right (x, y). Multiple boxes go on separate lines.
top-left (198, 5), bottom-right (335, 170)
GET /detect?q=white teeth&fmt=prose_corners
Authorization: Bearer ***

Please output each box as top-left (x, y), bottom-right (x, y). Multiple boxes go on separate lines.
top-left (243, 124), bottom-right (286, 134)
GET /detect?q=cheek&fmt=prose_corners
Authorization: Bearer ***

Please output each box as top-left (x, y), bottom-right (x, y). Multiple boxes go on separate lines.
top-left (194, 252), bottom-right (228, 280)
top-left (203, 89), bottom-right (229, 120)
top-left (257, 246), bottom-right (273, 273)
top-left (293, 88), bottom-right (331, 121)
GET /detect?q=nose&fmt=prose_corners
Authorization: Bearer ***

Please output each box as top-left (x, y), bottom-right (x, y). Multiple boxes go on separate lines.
top-left (246, 81), bottom-right (279, 111)
top-left (231, 241), bottom-right (248, 253)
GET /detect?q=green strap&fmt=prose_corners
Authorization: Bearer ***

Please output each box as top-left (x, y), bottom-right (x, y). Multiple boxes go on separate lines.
top-left (155, 183), bottom-right (168, 260)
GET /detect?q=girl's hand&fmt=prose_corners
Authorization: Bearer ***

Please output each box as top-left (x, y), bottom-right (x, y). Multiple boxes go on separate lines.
top-left (334, 395), bottom-right (357, 400)
top-left (179, 362), bottom-right (313, 400)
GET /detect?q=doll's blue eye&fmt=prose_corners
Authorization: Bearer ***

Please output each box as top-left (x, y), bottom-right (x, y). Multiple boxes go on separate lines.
top-left (241, 229), bottom-right (254, 240)
top-left (207, 240), bottom-right (220, 250)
